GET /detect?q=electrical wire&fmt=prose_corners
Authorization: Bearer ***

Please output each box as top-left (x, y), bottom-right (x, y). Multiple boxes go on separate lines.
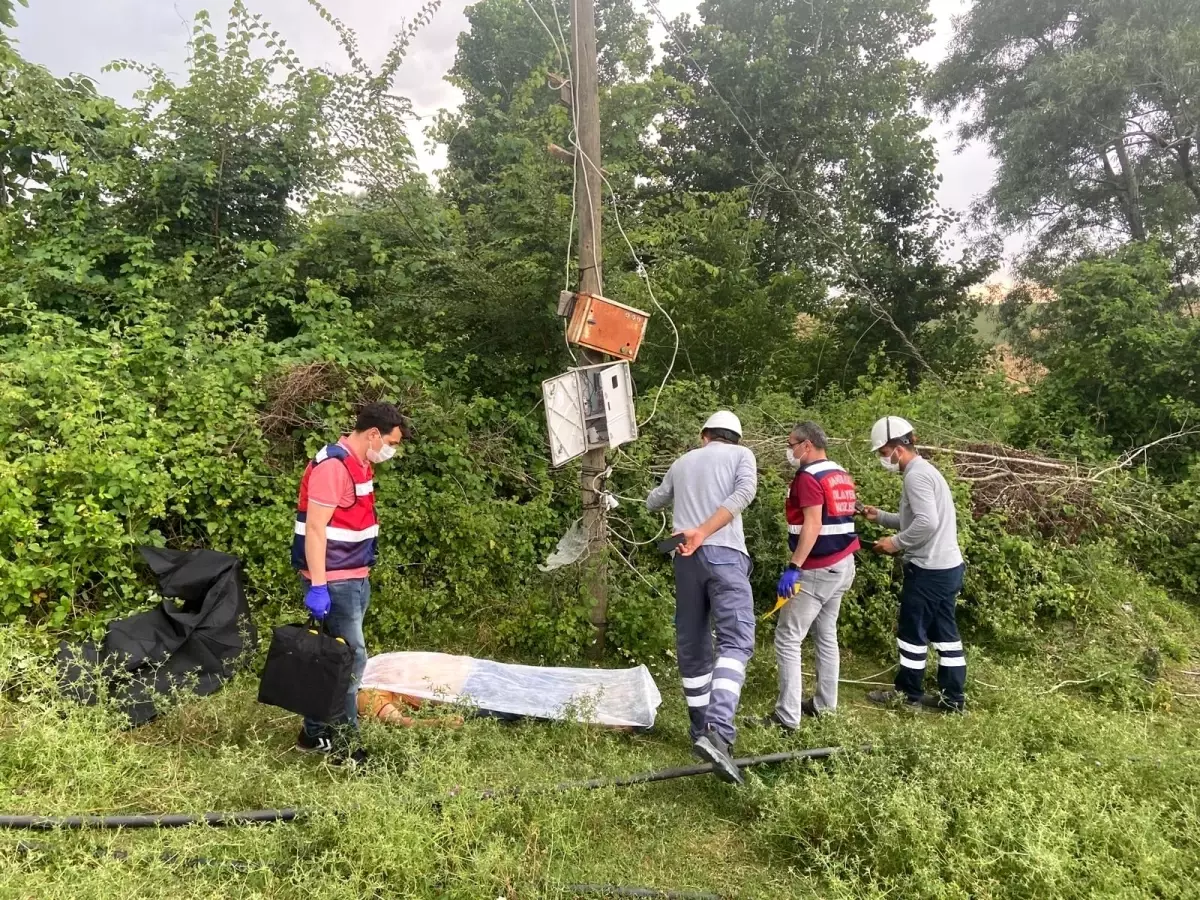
top-left (565, 0), bottom-right (601, 279)
top-left (0, 809), bottom-right (303, 830)
top-left (586, 152), bottom-right (681, 429)
top-left (520, 0), bottom-right (566, 73)
top-left (517, 0), bottom-right (583, 365)
top-left (544, 0), bottom-right (582, 364)
top-left (609, 540), bottom-right (670, 598)
top-left (522, 0), bottom-right (681, 426)
top-left (607, 512), bottom-right (667, 546)
top-left (2, 746), bottom-right (867, 831)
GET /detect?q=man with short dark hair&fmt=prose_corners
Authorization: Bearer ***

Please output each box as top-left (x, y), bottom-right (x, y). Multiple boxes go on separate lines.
top-left (291, 402), bottom-right (411, 764)
top-left (764, 420), bottom-right (859, 731)
top-left (862, 415), bottom-right (967, 712)
top-left (647, 410), bottom-right (758, 784)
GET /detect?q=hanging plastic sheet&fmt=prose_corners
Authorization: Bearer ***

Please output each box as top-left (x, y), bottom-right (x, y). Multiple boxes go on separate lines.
top-left (538, 519), bottom-right (588, 571)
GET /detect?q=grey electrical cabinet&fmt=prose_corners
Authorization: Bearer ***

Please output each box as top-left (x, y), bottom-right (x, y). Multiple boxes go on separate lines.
top-left (542, 361), bottom-right (638, 468)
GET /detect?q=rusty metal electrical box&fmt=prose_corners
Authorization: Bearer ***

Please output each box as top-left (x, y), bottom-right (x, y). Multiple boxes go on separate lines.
top-left (565, 293), bottom-right (650, 362)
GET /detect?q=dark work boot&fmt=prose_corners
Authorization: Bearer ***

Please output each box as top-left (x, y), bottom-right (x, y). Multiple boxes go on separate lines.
top-left (920, 692), bottom-right (966, 714)
top-left (693, 727), bottom-right (744, 785)
top-left (867, 689), bottom-right (920, 709)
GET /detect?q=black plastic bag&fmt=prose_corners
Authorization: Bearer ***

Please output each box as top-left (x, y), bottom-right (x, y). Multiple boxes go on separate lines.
top-left (57, 547), bottom-right (256, 726)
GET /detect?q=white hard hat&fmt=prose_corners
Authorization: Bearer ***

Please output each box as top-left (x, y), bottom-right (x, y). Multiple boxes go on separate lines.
top-left (702, 410), bottom-right (742, 437)
top-left (870, 415), bottom-right (914, 452)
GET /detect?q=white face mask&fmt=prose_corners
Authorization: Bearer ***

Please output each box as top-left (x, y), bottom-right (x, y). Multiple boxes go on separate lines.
top-left (786, 447), bottom-right (805, 470)
top-left (879, 450), bottom-right (900, 473)
top-left (368, 441), bottom-right (397, 464)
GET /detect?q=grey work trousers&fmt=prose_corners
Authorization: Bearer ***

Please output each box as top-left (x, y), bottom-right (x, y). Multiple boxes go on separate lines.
top-left (673, 545), bottom-right (755, 746)
top-left (773, 556), bottom-right (855, 728)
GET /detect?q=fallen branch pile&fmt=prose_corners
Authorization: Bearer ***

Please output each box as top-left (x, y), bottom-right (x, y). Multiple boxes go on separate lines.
top-left (926, 442), bottom-right (1095, 535)
top-left (922, 428), bottom-right (1198, 537)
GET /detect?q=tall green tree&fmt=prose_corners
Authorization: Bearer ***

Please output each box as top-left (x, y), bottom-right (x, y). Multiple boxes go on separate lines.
top-left (930, 0), bottom-right (1200, 276)
top-left (1008, 242), bottom-right (1200, 468)
top-left (657, 0), bottom-right (990, 384)
top-left (0, 0), bottom-right (25, 54)
top-left (1, 1), bottom-right (441, 335)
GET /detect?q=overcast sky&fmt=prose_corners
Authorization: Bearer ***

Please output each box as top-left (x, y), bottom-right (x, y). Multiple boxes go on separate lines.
top-left (11, 0), bottom-right (1007, 271)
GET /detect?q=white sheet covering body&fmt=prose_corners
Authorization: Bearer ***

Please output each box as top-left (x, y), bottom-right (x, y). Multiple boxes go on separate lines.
top-left (360, 651), bottom-right (662, 728)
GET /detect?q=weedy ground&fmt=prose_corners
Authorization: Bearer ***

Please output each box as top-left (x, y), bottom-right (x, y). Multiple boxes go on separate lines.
top-left (1, 607), bottom-right (1199, 900)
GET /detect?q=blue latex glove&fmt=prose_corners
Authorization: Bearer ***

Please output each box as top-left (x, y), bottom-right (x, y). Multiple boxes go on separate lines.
top-left (304, 584), bottom-right (332, 620)
top-left (776, 566), bottom-right (803, 603)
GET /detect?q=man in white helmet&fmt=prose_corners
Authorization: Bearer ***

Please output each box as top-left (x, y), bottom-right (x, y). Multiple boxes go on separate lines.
top-left (647, 410), bottom-right (759, 784)
top-left (861, 415), bottom-right (967, 712)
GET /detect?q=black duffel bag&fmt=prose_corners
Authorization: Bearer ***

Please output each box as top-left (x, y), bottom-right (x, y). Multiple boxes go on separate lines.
top-left (257, 619), bottom-right (354, 722)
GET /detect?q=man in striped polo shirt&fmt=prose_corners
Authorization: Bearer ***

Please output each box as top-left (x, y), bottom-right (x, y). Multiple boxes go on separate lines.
top-left (766, 421), bottom-right (860, 731)
top-left (292, 402), bottom-right (411, 764)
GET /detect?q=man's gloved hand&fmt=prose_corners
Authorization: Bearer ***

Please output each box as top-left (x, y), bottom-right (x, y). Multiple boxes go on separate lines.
top-left (776, 565), bottom-right (803, 602)
top-left (305, 584), bottom-right (332, 620)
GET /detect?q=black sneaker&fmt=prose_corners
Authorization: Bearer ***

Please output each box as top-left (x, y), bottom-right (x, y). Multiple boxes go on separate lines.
top-left (332, 746), bottom-right (369, 769)
top-left (295, 728), bottom-right (334, 755)
top-left (919, 693), bottom-right (966, 714)
top-left (757, 711), bottom-right (796, 734)
top-left (800, 698), bottom-right (821, 719)
top-left (866, 689), bottom-right (920, 709)
top-left (693, 728), bottom-right (744, 785)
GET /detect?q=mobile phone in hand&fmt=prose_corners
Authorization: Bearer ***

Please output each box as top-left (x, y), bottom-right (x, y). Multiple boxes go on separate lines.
top-left (854, 501), bottom-right (865, 514)
top-left (657, 533), bottom-right (686, 555)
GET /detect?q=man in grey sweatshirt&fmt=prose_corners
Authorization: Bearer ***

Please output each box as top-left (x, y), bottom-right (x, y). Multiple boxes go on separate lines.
top-left (861, 415), bottom-right (967, 712)
top-left (647, 410), bottom-right (758, 784)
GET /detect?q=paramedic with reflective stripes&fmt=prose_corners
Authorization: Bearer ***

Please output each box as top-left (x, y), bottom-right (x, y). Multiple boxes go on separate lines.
top-left (291, 402), bottom-right (411, 759)
top-left (862, 416), bottom-right (967, 713)
top-left (647, 410), bottom-right (758, 784)
top-left (767, 421), bottom-right (859, 730)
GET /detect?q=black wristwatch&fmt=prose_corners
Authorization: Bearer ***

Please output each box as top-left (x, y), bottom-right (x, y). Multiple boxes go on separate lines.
top-left (786, 562), bottom-right (801, 572)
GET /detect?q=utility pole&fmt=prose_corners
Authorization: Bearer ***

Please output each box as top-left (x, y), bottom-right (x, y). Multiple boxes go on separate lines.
top-left (571, 0), bottom-right (609, 657)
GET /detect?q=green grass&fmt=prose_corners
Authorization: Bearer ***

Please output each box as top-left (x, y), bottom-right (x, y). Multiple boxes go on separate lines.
top-left (1, 621), bottom-right (1199, 899)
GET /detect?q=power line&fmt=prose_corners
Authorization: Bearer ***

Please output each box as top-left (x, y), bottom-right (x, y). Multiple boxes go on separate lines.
top-left (576, 145), bottom-right (680, 428)
top-left (522, 0), bottom-right (681, 424)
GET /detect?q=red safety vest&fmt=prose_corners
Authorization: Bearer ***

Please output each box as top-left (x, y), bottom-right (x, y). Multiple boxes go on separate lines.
top-left (291, 442), bottom-right (378, 572)
top-left (786, 460), bottom-right (860, 568)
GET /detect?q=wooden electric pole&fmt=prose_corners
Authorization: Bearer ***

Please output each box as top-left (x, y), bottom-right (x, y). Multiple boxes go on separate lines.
top-left (571, 0), bottom-right (609, 657)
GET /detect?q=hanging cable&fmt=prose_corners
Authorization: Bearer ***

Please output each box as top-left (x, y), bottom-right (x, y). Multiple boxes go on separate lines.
top-left (520, 0), bottom-right (566, 72)
top-left (520, 0), bottom-right (582, 364)
top-left (607, 512), bottom-right (667, 547)
top-left (587, 151), bottom-right (681, 429)
top-left (522, 0), bottom-right (680, 420)
top-left (608, 540), bottom-right (670, 598)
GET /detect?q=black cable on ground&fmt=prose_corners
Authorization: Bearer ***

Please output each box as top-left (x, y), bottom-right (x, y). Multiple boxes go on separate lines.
top-left (565, 885), bottom-right (721, 899)
top-left (0, 808), bottom-right (303, 831)
top-left (0, 745), bottom-right (870, 829)
top-left (476, 744), bottom-right (870, 799)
